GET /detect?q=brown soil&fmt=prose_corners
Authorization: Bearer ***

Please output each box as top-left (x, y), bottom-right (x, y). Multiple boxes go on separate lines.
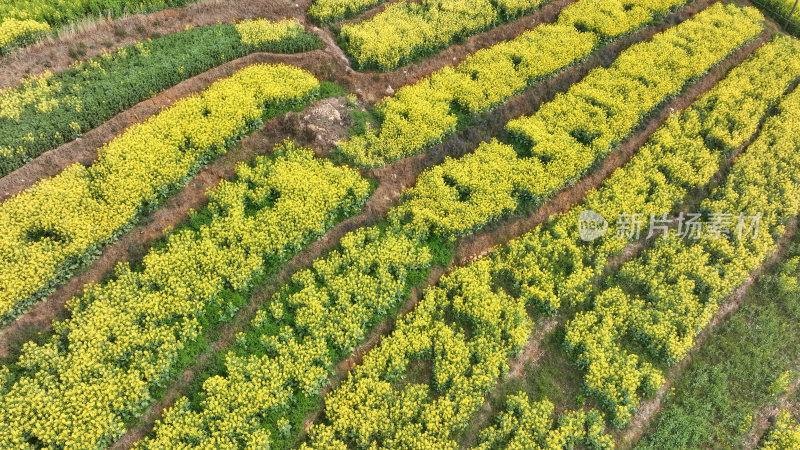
top-left (616, 217), bottom-right (800, 449)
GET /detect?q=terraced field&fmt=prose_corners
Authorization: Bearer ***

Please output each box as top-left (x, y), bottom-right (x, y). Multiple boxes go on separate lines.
top-left (1, 0), bottom-right (800, 448)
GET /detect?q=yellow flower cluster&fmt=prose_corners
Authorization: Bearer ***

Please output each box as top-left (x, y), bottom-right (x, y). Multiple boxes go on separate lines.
top-left (476, 393), bottom-right (613, 449)
top-left (0, 141), bottom-right (371, 449)
top-left (0, 18), bottom-right (50, 53)
top-left (303, 260), bottom-right (532, 448)
top-left (392, 3), bottom-right (763, 242)
top-left (141, 226), bottom-right (432, 447)
top-left (0, 63), bottom-right (320, 324)
top-left (564, 52), bottom-right (800, 427)
top-left (500, 34), bottom-right (800, 314)
top-left (340, 0), bottom-right (545, 71)
top-left (308, 0), bottom-right (384, 24)
top-left (234, 18), bottom-right (305, 47)
top-left (0, 71), bottom-right (62, 122)
top-left (341, 0), bottom-right (691, 71)
top-left (762, 410), bottom-right (800, 449)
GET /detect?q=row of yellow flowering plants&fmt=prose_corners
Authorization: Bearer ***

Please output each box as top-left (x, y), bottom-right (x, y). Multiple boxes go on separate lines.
top-left (476, 393), bottom-right (613, 449)
top-left (0, 0), bottom-right (190, 54)
top-left (0, 19), bottom-right (320, 178)
top-left (132, 8), bottom-right (776, 447)
top-left (391, 3), bottom-right (764, 242)
top-left (563, 65), bottom-right (800, 427)
top-left (762, 410), bottom-right (800, 449)
top-left (337, 0), bottom-right (691, 167)
top-left (338, 0), bottom-right (548, 71)
top-left (0, 63), bottom-right (321, 325)
top-left (0, 141), bottom-right (371, 448)
top-left (496, 33), bottom-right (800, 316)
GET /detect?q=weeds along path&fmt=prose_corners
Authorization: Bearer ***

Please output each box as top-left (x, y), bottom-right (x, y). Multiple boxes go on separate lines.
top-left (616, 217), bottom-right (800, 449)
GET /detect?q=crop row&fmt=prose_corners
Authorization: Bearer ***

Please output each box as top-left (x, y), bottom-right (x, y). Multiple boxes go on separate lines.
top-left (0, 141), bottom-right (371, 448)
top-left (762, 410), bottom-right (800, 448)
top-left (337, 0), bottom-right (713, 167)
top-left (302, 12), bottom-right (783, 446)
top-left (478, 32), bottom-right (800, 425)
top-left (130, 7), bottom-right (775, 448)
top-left (0, 0), bottom-right (190, 54)
top-left (0, 63), bottom-right (321, 324)
top-left (0, 19), bottom-right (320, 178)
top-left (338, 0), bottom-right (549, 71)
top-left (495, 33), bottom-right (800, 315)
top-left (564, 67), bottom-right (800, 427)
top-left (476, 393), bottom-right (612, 449)
top-left (390, 3), bottom-right (763, 241)
top-left (308, 0), bottom-right (386, 24)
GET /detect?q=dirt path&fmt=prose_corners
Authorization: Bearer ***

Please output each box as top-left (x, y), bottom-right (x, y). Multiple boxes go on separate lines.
top-left (616, 217), bottom-right (800, 449)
